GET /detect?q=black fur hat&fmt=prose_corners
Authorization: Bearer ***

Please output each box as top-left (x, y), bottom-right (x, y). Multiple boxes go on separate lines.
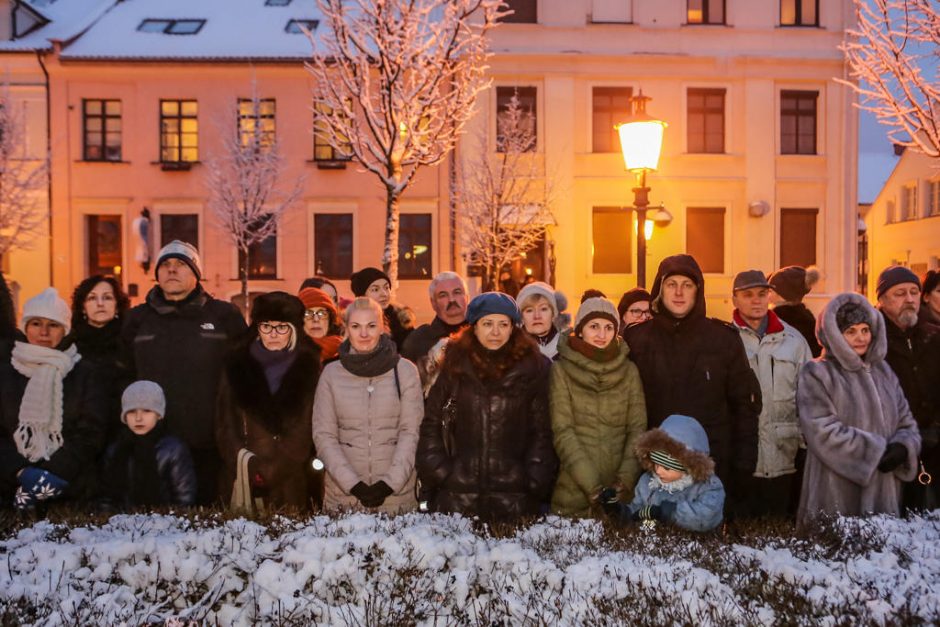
top-left (250, 291), bottom-right (305, 331)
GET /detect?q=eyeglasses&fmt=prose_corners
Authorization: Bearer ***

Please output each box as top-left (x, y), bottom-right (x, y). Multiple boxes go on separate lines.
top-left (304, 309), bottom-right (329, 320)
top-left (627, 308), bottom-right (652, 318)
top-left (259, 322), bottom-right (291, 335)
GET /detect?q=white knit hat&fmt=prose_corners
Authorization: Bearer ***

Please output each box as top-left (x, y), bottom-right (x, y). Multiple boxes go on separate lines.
top-left (516, 281), bottom-right (559, 318)
top-left (20, 287), bottom-right (71, 335)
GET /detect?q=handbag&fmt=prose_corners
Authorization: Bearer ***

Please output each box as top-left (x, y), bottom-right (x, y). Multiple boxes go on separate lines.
top-left (231, 448), bottom-right (265, 513)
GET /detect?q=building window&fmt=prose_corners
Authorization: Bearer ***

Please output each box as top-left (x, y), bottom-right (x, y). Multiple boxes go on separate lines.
top-left (496, 86), bottom-right (537, 153)
top-left (86, 215), bottom-right (123, 279)
top-left (238, 217), bottom-right (278, 280)
top-left (160, 100), bottom-right (198, 163)
top-left (266, 0), bottom-right (291, 5)
top-left (686, 207), bottom-right (725, 273)
top-left (313, 102), bottom-right (353, 161)
top-left (687, 0), bottom-right (725, 24)
top-left (592, 207), bottom-right (632, 273)
top-left (398, 214), bottom-right (433, 279)
top-left (285, 19), bottom-right (318, 33)
top-left (899, 183), bottom-right (918, 221)
top-left (237, 98), bottom-right (276, 149)
top-left (687, 88), bottom-right (725, 154)
top-left (313, 213), bottom-right (353, 278)
top-left (82, 99), bottom-right (122, 162)
top-left (501, 0), bottom-right (537, 23)
top-left (781, 0), bottom-right (818, 26)
top-left (592, 87), bottom-right (632, 153)
top-left (592, 0), bottom-right (632, 23)
top-left (780, 90), bottom-right (817, 155)
top-left (885, 199), bottom-right (896, 224)
top-left (160, 214), bottom-right (199, 249)
top-left (780, 208), bottom-right (818, 267)
top-left (927, 179), bottom-right (940, 217)
top-left (138, 19), bottom-right (206, 35)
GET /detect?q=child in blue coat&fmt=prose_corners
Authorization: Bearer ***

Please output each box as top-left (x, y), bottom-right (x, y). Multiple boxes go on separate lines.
top-left (603, 414), bottom-right (724, 532)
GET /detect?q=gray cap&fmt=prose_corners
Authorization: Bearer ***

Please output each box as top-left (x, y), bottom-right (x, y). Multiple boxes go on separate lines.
top-left (121, 381), bottom-right (166, 422)
top-left (733, 270), bottom-right (771, 292)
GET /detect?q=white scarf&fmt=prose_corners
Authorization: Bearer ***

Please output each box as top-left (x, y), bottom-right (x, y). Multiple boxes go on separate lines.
top-left (11, 341), bottom-right (80, 463)
top-left (649, 472), bottom-right (695, 495)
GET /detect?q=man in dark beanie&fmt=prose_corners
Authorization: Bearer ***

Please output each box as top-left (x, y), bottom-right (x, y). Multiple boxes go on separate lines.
top-left (768, 265), bottom-right (821, 357)
top-left (617, 288), bottom-right (651, 329)
top-left (350, 266), bottom-right (414, 350)
top-left (876, 265), bottom-right (940, 511)
top-left (623, 254), bottom-right (761, 517)
top-left (120, 240), bottom-right (246, 504)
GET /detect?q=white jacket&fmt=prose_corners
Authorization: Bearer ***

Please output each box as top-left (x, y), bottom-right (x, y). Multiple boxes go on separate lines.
top-left (734, 310), bottom-right (812, 478)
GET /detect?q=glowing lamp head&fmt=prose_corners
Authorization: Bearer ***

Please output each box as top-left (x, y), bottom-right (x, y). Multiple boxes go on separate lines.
top-left (617, 117), bottom-right (666, 173)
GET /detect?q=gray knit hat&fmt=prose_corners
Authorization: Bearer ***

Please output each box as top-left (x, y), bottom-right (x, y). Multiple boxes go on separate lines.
top-left (121, 381), bottom-right (166, 422)
top-left (574, 297), bottom-right (619, 335)
top-left (156, 240), bottom-right (202, 280)
top-left (517, 281), bottom-right (559, 318)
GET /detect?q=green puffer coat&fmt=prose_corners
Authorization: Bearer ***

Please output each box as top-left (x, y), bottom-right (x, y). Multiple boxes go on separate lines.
top-left (549, 333), bottom-right (647, 516)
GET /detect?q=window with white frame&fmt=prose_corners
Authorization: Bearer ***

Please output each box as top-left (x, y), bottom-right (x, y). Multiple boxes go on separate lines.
top-left (900, 183), bottom-right (918, 221)
top-left (885, 199), bottom-right (896, 224)
top-left (927, 179), bottom-right (940, 217)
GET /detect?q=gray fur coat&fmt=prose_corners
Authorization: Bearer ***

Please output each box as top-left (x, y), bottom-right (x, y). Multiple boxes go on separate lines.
top-left (796, 293), bottom-right (921, 526)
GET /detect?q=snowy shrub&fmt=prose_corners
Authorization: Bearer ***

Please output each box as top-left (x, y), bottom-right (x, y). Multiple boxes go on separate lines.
top-left (0, 510), bottom-right (938, 625)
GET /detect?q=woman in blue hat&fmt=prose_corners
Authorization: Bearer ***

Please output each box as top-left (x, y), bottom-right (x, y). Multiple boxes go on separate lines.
top-left (417, 292), bottom-right (558, 520)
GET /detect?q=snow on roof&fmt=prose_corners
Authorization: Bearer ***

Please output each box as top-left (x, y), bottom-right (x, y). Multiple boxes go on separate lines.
top-left (59, 0), bottom-right (325, 61)
top-left (0, 0), bottom-right (116, 52)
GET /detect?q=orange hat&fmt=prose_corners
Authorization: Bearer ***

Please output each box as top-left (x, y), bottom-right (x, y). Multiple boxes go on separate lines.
top-left (299, 287), bottom-right (338, 315)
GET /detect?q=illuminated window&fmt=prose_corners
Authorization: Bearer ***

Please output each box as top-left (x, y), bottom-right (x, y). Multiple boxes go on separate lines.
top-left (313, 101), bottom-right (352, 161)
top-left (687, 0), bottom-right (724, 24)
top-left (496, 86), bottom-right (537, 153)
top-left (399, 214), bottom-right (432, 279)
top-left (160, 99), bottom-right (198, 163)
top-left (781, 0), bottom-right (818, 26)
top-left (237, 98), bottom-right (276, 149)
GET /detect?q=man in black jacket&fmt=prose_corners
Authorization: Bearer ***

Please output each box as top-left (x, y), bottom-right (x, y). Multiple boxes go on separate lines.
top-left (401, 271), bottom-right (468, 395)
top-left (876, 265), bottom-right (940, 511)
top-left (120, 241), bottom-right (246, 504)
top-left (623, 254), bottom-right (761, 516)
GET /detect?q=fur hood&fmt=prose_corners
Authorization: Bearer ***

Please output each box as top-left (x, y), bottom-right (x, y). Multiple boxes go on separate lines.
top-left (817, 292), bottom-right (887, 371)
top-left (634, 414), bottom-right (715, 482)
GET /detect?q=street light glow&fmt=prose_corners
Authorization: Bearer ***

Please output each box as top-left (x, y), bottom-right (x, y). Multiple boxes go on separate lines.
top-left (617, 118), bottom-right (666, 172)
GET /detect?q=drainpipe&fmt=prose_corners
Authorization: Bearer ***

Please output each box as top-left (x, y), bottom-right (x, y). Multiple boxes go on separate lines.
top-left (36, 49), bottom-right (52, 285)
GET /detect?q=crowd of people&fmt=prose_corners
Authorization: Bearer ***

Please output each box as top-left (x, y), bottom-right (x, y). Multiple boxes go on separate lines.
top-left (0, 239), bottom-right (936, 532)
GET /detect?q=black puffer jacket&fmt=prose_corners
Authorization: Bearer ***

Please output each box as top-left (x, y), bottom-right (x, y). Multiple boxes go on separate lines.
top-left (0, 355), bottom-right (108, 501)
top-left (120, 285), bottom-right (246, 450)
top-left (623, 255), bottom-right (761, 510)
top-left (772, 302), bottom-right (822, 358)
top-left (417, 329), bottom-right (557, 520)
top-left (100, 430), bottom-right (197, 508)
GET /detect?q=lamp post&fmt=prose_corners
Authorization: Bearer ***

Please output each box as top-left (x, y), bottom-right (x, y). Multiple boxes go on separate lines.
top-left (616, 90), bottom-right (666, 289)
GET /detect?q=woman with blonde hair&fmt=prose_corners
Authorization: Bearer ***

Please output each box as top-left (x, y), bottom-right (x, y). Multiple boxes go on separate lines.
top-left (313, 297), bottom-right (423, 512)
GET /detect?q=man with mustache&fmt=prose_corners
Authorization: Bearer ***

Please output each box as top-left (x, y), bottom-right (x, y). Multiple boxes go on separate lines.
top-left (876, 265), bottom-right (940, 511)
top-left (401, 272), bottom-right (469, 395)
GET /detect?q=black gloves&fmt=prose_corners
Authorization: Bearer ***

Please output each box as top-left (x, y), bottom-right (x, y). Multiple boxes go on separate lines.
top-left (877, 442), bottom-right (908, 473)
top-left (632, 501), bottom-right (677, 523)
top-left (350, 481), bottom-right (394, 508)
top-left (598, 487), bottom-right (622, 518)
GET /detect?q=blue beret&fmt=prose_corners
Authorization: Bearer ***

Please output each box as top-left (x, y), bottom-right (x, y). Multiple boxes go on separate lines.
top-left (467, 292), bottom-right (520, 325)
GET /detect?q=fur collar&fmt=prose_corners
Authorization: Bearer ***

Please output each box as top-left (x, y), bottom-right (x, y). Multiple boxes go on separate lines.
top-left (634, 428), bottom-right (714, 483)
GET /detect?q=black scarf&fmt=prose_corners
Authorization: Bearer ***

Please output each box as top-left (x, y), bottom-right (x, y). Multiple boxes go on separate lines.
top-left (338, 333), bottom-right (400, 377)
top-left (532, 325), bottom-right (558, 347)
top-left (249, 339), bottom-right (297, 395)
top-left (69, 318), bottom-right (122, 364)
top-left (109, 422), bottom-right (166, 507)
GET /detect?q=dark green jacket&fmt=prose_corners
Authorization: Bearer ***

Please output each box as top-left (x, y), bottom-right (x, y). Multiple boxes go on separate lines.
top-left (549, 333), bottom-right (647, 516)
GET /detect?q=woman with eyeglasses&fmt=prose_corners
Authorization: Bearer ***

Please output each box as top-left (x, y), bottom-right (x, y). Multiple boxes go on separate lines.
top-left (299, 287), bottom-right (343, 364)
top-left (216, 291), bottom-right (322, 512)
top-left (313, 297), bottom-right (423, 513)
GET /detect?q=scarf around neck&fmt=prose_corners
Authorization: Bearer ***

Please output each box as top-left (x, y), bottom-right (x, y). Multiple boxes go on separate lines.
top-left (11, 341), bottom-right (81, 463)
top-left (338, 333), bottom-right (400, 378)
top-left (568, 333), bottom-right (621, 362)
top-left (249, 339), bottom-right (297, 395)
top-left (313, 334), bottom-right (343, 362)
top-left (649, 472), bottom-right (695, 495)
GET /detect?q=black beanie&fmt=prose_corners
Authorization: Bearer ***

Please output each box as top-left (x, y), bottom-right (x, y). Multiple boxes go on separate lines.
top-left (617, 288), bottom-right (651, 320)
top-left (923, 270), bottom-right (940, 298)
top-left (835, 301), bottom-right (870, 333)
top-left (876, 266), bottom-right (920, 299)
top-left (350, 267), bottom-right (391, 297)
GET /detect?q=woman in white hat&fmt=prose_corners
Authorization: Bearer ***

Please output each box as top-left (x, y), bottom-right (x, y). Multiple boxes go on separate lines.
top-left (0, 288), bottom-right (108, 511)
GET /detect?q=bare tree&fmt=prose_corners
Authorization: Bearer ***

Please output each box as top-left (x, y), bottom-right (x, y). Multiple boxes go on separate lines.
top-left (205, 91), bottom-right (304, 309)
top-left (306, 0), bottom-right (505, 289)
top-left (0, 87), bottom-right (48, 257)
top-left (457, 92), bottom-right (556, 292)
top-left (841, 0), bottom-right (940, 158)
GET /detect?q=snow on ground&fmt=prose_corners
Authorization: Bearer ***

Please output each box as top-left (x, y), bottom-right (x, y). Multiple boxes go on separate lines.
top-left (0, 511), bottom-right (938, 625)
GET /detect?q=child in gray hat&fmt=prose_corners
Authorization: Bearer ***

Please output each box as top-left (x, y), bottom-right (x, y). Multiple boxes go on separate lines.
top-left (99, 381), bottom-right (197, 509)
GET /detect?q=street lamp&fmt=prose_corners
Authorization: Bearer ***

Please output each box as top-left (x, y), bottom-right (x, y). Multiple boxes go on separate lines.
top-left (616, 90), bottom-right (666, 289)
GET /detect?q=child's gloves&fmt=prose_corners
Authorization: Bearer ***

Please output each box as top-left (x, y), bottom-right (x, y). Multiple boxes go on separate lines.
top-left (598, 487), bottom-right (624, 519)
top-left (18, 467), bottom-right (68, 501)
top-left (877, 442), bottom-right (908, 473)
top-left (632, 501), bottom-right (677, 523)
top-left (13, 487), bottom-right (37, 511)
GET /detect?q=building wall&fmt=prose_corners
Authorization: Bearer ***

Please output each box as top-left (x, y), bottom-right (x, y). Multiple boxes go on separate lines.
top-left (862, 149), bottom-right (940, 297)
top-left (37, 0), bottom-right (858, 324)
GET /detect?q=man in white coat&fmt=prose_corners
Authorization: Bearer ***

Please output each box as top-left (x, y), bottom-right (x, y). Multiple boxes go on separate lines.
top-left (731, 270), bottom-right (812, 517)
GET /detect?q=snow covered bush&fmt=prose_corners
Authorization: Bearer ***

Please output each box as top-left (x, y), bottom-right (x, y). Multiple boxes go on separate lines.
top-left (0, 510), bottom-right (938, 625)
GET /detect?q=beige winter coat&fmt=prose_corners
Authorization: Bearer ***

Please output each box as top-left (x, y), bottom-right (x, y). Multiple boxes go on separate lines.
top-left (312, 358), bottom-right (423, 513)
